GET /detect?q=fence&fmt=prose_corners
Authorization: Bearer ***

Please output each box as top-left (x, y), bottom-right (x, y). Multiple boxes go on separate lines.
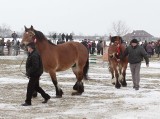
top-left (0, 46), bottom-right (26, 56)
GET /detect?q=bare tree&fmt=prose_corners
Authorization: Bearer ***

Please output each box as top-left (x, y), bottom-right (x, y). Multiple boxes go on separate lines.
top-left (0, 24), bottom-right (12, 38)
top-left (110, 20), bottom-right (130, 36)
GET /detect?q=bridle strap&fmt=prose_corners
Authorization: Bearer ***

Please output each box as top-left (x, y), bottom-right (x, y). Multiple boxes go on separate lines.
top-left (26, 31), bottom-right (36, 43)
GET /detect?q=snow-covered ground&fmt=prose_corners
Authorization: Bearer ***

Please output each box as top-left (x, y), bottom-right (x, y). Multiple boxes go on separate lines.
top-left (0, 55), bottom-right (160, 119)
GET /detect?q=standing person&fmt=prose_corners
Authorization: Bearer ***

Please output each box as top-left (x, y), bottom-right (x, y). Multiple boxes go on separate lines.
top-left (88, 41), bottom-right (92, 54)
top-left (22, 42), bottom-right (50, 106)
top-left (97, 40), bottom-right (103, 55)
top-left (81, 39), bottom-right (88, 52)
top-left (143, 40), bottom-right (148, 52)
top-left (91, 41), bottom-right (96, 54)
top-left (69, 33), bottom-right (73, 41)
top-left (58, 33), bottom-right (62, 41)
top-left (52, 33), bottom-right (57, 40)
top-left (6, 39), bottom-right (11, 55)
top-left (11, 31), bottom-right (18, 55)
top-left (155, 41), bottom-right (160, 57)
top-left (11, 31), bottom-right (18, 41)
top-left (65, 34), bottom-right (69, 42)
top-left (16, 40), bottom-right (20, 55)
top-left (52, 33), bottom-right (57, 44)
top-left (146, 42), bottom-right (154, 58)
top-left (61, 33), bottom-right (65, 41)
top-left (0, 38), bottom-right (5, 55)
top-left (10, 40), bottom-right (14, 55)
top-left (123, 39), bottom-right (149, 90)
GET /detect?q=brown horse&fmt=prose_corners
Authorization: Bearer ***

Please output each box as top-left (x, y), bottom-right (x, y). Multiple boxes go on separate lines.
top-left (108, 36), bottom-right (128, 89)
top-left (21, 25), bottom-right (89, 97)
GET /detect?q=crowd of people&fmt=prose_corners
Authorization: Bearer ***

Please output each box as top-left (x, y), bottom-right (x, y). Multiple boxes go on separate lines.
top-left (52, 33), bottom-right (73, 44)
top-left (51, 33), bottom-right (105, 56)
top-left (140, 40), bottom-right (160, 58)
top-left (1, 31), bottom-right (160, 59)
top-left (0, 31), bottom-right (20, 56)
top-left (81, 39), bottom-right (104, 55)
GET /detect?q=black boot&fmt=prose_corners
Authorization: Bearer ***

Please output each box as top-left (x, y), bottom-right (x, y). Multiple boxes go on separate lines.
top-left (42, 95), bottom-right (51, 103)
top-left (21, 102), bottom-right (31, 106)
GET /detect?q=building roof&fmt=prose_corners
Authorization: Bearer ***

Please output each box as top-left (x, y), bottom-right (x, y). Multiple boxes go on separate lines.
top-left (123, 30), bottom-right (154, 38)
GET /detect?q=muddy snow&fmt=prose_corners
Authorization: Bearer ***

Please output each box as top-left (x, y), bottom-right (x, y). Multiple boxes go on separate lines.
top-left (0, 55), bottom-right (160, 119)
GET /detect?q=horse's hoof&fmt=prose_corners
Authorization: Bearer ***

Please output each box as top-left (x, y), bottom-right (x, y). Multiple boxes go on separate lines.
top-left (84, 77), bottom-right (88, 80)
top-left (84, 76), bottom-right (89, 80)
top-left (122, 85), bottom-right (127, 87)
top-left (115, 85), bottom-right (121, 89)
top-left (116, 87), bottom-right (121, 89)
top-left (71, 92), bottom-right (82, 96)
top-left (55, 95), bottom-right (62, 98)
top-left (115, 83), bottom-right (121, 89)
top-left (122, 83), bottom-right (127, 87)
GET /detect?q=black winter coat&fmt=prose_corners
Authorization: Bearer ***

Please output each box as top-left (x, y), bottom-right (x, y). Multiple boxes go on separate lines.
top-left (26, 50), bottom-right (43, 78)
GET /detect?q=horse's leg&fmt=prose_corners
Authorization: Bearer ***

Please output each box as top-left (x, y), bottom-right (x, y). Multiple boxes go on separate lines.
top-left (121, 66), bottom-right (127, 87)
top-left (109, 63), bottom-right (115, 85)
top-left (110, 68), bottom-right (115, 85)
top-left (114, 68), bottom-right (121, 89)
top-left (83, 58), bottom-right (89, 80)
top-left (72, 66), bottom-right (84, 95)
top-left (49, 71), bottom-right (63, 98)
top-left (118, 64), bottom-right (124, 85)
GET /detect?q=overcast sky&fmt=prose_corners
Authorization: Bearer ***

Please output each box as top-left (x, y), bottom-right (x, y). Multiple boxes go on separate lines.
top-left (0, 0), bottom-right (160, 36)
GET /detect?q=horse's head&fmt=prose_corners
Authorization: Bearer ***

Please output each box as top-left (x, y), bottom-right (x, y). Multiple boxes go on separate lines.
top-left (108, 42), bottom-right (121, 59)
top-left (21, 25), bottom-right (36, 47)
top-left (110, 35), bottom-right (122, 45)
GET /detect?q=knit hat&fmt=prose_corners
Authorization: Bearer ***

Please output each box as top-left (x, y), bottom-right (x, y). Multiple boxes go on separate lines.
top-left (26, 42), bottom-right (35, 49)
top-left (131, 39), bottom-right (138, 43)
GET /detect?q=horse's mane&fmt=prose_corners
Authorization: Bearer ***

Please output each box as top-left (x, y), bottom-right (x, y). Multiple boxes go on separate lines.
top-left (48, 40), bottom-right (57, 46)
top-left (34, 30), bottom-right (56, 46)
top-left (34, 30), bottom-right (46, 41)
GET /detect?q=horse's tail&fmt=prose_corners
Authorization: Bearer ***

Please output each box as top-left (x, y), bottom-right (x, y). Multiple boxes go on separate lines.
top-left (83, 58), bottom-right (89, 80)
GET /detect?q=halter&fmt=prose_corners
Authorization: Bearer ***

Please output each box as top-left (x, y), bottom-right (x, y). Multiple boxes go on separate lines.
top-left (116, 44), bottom-right (121, 57)
top-left (109, 42), bottom-right (121, 61)
top-left (26, 31), bottom-right (37, 43)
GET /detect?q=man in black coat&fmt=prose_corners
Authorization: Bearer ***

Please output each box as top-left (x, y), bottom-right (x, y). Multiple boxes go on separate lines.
top-left (22, 42), bottom-right (50, 106)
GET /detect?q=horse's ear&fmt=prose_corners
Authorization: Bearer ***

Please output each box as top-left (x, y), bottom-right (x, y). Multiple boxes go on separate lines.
top-left (24, 26), bottom-right (28, 32)
top-left (109, 35), bottom-right (112, 41)
top-left (119, 36), bottom-right (122, 44)
top-left (30, 25), bottom-right (34, 30)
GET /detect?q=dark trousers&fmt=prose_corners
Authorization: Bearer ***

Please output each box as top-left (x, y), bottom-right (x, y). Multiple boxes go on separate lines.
top-left (91, 48), bottom-right (95, 54)
top-left (130, 63), bottom-right (141, 88)
top-left (25, 77), bottom-right (50, 104)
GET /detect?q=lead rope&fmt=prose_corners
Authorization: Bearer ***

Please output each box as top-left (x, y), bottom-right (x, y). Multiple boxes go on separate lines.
top-left (19, 58), bottom-right (27, 76)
